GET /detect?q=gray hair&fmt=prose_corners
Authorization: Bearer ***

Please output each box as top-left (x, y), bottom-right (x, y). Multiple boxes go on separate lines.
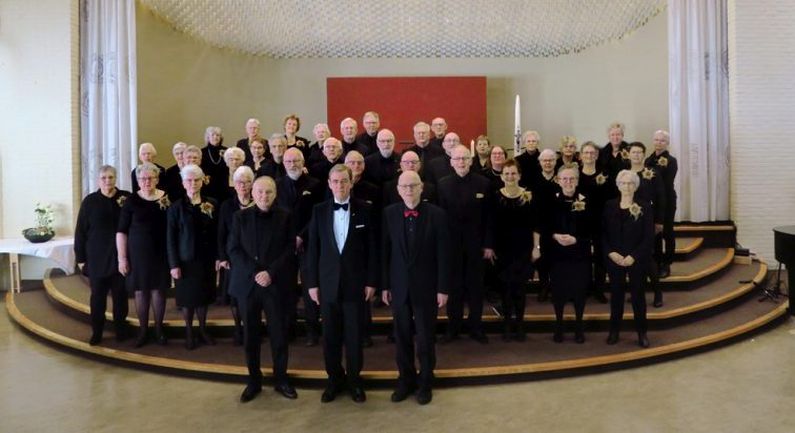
top-left (99, 165), bottom-right (117, 176)
top-left (654, 129), bottom-right (670, 142)
top-left (413, 121), bottom-right (430, 132)
top-left (172, 142), bottom-right (187, 154)
top-left (523, 130), bottom-right (540, 142)
top-left (138, 142), bottom-right (157, 155)
top-left (539, 148), bottom-right (557, 160)
top-left (233, 165), bottom-right (255, 183)
top-left (184, 145), bottom-right (201, 159)
top-left (246, 118), bottom-right (261, 127)
top-left (180, 164), bottom-right (204, 180)
top-left (608, 122), bottom-right (625, 134)
top-left (224, 147), bottom-right (245, 164)
top-left (616, 169), bottom-right (640, 189)
top-left (204, 126), bottom-right (222, 143)
top-left (135, 162), bottom-right (160, 177)
top-left (268, 133), bottom-right (287, 145)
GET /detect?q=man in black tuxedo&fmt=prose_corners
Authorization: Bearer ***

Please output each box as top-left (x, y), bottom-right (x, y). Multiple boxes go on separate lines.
top-left (437, 145), bottom-right (495, 344)
top-left (363, 128), bottom-right (400, 187)
top-left (382, 170), bottom-right (450, 405)
top-left (424, 132), bottom-right (459, 185)
top-left (276, 148), bottom-right (323, 346)
top-left (355, 111), bottom-right (380, 156)
top-left (228, 176), bottom-right (298, 402)
top-left (305, 164), bottom-right (379, 403)
top-left (340, 117), bottom-right (369, 157)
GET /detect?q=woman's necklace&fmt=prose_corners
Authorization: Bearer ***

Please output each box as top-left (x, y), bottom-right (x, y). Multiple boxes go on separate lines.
top-left (207, 145), bottom-right (223, 165)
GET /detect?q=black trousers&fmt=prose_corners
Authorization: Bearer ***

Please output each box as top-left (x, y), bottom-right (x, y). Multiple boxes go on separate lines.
top-left (240, 287), bottom-right (289, 387)
top-left (321, 300), bottom-right (365, 386)
top-left (606, 262), bottom-right (648, 334)
top-left (447, 246), bottom-right (485, 335)
top-left (89, 274), bottom-right (128, 335)
top-left (655, 204), bottom-right (677, 265)
top-left (393, 301), bottom-right (438, 392)
top-left (500, 281), bottom-right (527, 323)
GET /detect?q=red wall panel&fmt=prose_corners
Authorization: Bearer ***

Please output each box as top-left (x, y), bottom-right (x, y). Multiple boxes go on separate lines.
top-left (327, 76), bottom-right (487, 152)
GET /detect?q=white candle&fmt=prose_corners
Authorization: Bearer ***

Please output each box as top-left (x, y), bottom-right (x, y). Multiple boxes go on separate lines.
top-left (514, 94), bottom-right (521, 156)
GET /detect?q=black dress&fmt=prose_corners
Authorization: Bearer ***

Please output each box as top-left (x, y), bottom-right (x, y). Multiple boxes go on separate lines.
top-left (117, 193), bottom-right (171, 293)
top-left (167, 197), bottom-right (218, 308)
top-left (75, 189), bottom-right (131, 279)
top-left (200, 144), bottom-right (230, 202)
top-left (545, 190), bottom-right (592, 302)
top-left (493, 190), bottom-right (537, 283)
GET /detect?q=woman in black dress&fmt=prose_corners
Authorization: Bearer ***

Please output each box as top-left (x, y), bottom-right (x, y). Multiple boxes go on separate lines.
top-left (492, 160), bottom-right (539, 341)
top-left (578, 141), bottom-right (611, 303)
top-left (200, 126), bottom-right (229, 202)
top-left (484, 145), bottom-right (507, 191)
top-left (603, 169), bottom-right (654, 348)
top-left (217, 165), bottom-right (255, 345)
top-left (546, 166), bottom-right (591, 343)
top-left (247, 137), bottom-right (269, 178)
top-left (283, 114), bottom-right (310, 155)
top-left (117, 162), bottom-right (171, 347)
top-left (75, 165), bottom-right (131, 345)
top-left (167, 164), bottom-right (219, 350)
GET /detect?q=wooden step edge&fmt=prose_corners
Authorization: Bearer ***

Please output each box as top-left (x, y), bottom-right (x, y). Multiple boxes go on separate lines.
top-left (676, 237), bottom-right (703, 254)
top-left (8, 290), bottom-right (786, 381)
top-left (674, 225), bottom-right (735, 232)
top-left (661, 248), bottom-right (734, 283)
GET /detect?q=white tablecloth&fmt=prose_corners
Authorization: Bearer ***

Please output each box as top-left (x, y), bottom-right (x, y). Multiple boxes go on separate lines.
top-left (0, 236), bottom-right (75, 274)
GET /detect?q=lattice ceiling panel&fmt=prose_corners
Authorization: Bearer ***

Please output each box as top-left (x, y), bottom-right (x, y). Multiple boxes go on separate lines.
top-left (139, 0), bottom-right (665, 58)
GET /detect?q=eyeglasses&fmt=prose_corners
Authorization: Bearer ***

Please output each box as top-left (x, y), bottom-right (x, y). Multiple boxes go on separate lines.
top-left (402, 160), bottom-right (420, 165)
top-left (397, 183), bottom-right (421, 190)
top-left (451, 156), bottom-right (472, 162)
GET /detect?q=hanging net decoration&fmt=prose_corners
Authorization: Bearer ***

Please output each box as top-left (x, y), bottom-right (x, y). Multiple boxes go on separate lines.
top-left (139, 0), bottom-right (665, 58)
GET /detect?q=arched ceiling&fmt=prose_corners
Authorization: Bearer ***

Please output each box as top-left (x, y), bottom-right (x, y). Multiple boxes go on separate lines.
top-left (139, 0), bottom-right (666, 58)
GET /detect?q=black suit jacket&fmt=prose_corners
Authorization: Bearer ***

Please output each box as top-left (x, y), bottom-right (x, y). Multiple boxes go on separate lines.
top-left (602, 199), bottom-right (654, 264)
top-left (227, 206), bottom-right (296, 300)
top-left (166, 197), bottom-right (218, 266)
top-left (425, 155), bottom-right (454, 185)
top-left (304, 198), bottom-right (379, 302)
top-left (275, 174), bottom-right (322, 241)
top-left (363, 152), bottom-right (400, 186)
top-left (381, 202), bottom-right (451, 306)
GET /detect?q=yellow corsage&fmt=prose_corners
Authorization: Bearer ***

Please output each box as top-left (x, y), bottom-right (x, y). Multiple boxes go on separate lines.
top-left (657, 156), bottom-right (668, 167)
top-left (158, 196), bottom-right (171, 210)
top-left (200, 201), bottom-right (214, 218)
top-left (572, 194), bottom-right (586, 212)
top-left (628, 202), bottom-right (643, 221)
top-left (116, 195), bottom-right (127, 208)
top-left (620, 149), bottom-right (630, 160)
top-left (519, 189), bottom-right (533, 205)
top-left (595, 173), bottom-right (607, 185)
top-left (642, 167), bottom-right (655, 180)
top-left (203, 175), bottom-right (211, 185)
top-left (295, 140), bottom-right (306, 148)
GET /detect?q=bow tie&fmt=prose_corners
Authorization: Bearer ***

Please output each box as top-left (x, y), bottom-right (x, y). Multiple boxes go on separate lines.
top-left (404, 209), bottom-right (419, 218)
top-left (333, 202), bottom-right (349, 211)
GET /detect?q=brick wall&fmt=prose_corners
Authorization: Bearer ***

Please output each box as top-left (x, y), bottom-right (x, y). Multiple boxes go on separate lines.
top-left (729, 1), bottom-right (795, 264)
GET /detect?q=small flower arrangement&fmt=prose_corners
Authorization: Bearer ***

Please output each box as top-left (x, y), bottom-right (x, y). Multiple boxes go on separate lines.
top-left (519, 189), bottom-right (533, 205)
top-left (23, 203), bottom-right (55, 243)
top-left (628, 202), bottom-right (643, 221)
top-left (657, 156), bottom-right (668, 167)
top-left (200, 201), bottom-right (214, 218)
top-left (595, 173), bottom-right (607, 185)
top-left (620, 149), bottom-right (630, 160)
top-left (158, 195), bottom-right (171, 210)
top-left (117, 196), bottom-right (127, 208)
top-left (203, 175), bottom-right (211, 185)
top-left (295, 139), bottom-right (306, 148)
top-left (642, 167), bottom-right (656, 180)
top-left (572, 195), bottom-right (586, 212)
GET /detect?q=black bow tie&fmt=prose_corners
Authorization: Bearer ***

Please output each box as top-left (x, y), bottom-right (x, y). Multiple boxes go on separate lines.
top-left (333, 202), bottom-right (349, 211)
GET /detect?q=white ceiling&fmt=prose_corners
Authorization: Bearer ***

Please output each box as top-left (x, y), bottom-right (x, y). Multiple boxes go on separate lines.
top-left (139, 0), bottom-right (666, 58)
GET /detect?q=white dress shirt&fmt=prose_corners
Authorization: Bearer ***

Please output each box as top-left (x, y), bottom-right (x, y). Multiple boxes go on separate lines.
top-left (332, 199), bottom-right (350, 254)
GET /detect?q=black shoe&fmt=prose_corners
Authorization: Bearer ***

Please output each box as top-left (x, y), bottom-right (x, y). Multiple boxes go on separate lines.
top-left (552, 330), bottom-right (563, 343)
top-left (606, 332), bottom-right (619, 345)
top-left (198, 329), bottom-right (216, 346)
top-left (305, 335), bottom-right (319, 347)
top-left (659, 263), bottom-right (671, 279)
top-left (653, 292), bottom-right (664, 308)
top-left (114, 324), bottom-right (129, 342)
top-left (274, 383), bottom-right (298, 400)
top-left (593, 292), bottom-right (608, 304)
top-left (386, 333), bottom-right (395, 343)
top-left (362, 336), bottom-right (373, 348)
top-left (155, 329), bottom-right (168, 346)
top-left (240, 384), bottom-right (262, 403)
top-left (134, 330), bottom-right (148, 348)
top-left (575, 331), bottom-right (585, 344)
top-left (416, 389), bottom-right (433, 405)
top-left (470, 332), bottom-right (489, 344)
top-left (350, 386), bottom-right (366, 403)
top-left (185, 336), bottom-right (196, 351)
top-left (321, 383), bottom-right (344, 403)
top-left (391, 385), bottom-right (416, 403)
top-left (88, 332), bottom-right (102, 346)
top-left (638, 333), bottom-right (650, 348)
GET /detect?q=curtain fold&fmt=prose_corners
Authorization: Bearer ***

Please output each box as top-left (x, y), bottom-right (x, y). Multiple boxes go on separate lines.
top-left (80, 0), bottom-right (137, 193)
top-left (667, 0), bottom-right (730, 221)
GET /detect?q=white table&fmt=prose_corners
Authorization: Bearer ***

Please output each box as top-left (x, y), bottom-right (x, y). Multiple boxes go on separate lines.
top-left (0, 236), bottom-right (75, 293)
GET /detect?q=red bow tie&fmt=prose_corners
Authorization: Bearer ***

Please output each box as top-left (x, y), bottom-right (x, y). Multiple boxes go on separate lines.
top-left (404, 209), bottom-right (419, 218)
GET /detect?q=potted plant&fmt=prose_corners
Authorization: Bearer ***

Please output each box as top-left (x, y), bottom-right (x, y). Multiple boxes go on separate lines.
top-left (23, 203), bottom-right (55, 243)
